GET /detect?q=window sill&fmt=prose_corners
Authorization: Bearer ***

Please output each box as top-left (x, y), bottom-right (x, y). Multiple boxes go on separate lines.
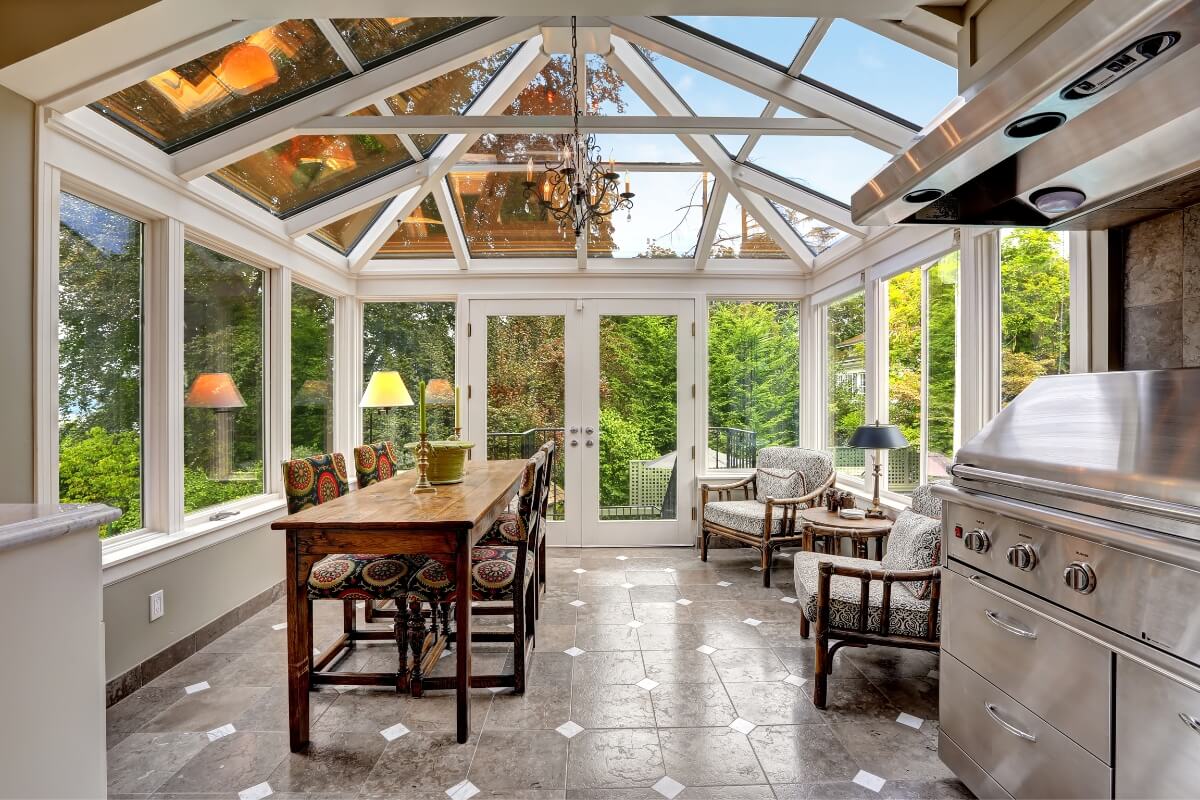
top-left (101, 495), bottom-right (287, 585)
top-left (834, 478), bottom-right (912, 517)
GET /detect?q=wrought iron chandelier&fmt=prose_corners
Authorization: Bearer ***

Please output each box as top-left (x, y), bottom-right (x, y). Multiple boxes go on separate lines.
top-left (522, 16), bottom-right (634, 238)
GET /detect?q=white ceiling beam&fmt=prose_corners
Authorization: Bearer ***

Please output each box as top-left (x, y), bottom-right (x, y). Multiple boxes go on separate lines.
top-left (607, 16), bottom-right (916, 153)
top-left (39, 19), bottom-right (280, 112)
top-left (313, 19), bottom-right (365, 74)
top-left (173, 17), bottom-right (548, 180)
top-left (732, 163), bottom-right (868, 238)
top-left (294, 115), bottom-right (853, 136)
top-left (292, 37), bottom-right (551, 241)
top-left (693, 184), bottom-right (729, 271)
top-left (433, 178), bottom-right (472, 271)
top-left (858, 19), bottom-right (957, 66)
top-left (605, 37), bottom-right (812, 270)
top-left (346, 190), bottom-right (416, 271)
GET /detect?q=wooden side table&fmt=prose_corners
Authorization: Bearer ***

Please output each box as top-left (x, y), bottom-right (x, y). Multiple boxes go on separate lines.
top-left (798, 507), bottom-right (893, 560)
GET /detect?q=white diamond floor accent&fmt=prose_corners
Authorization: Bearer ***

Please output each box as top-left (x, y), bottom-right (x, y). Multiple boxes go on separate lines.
top-left (564, 647), bottom-right (585, 657)
top-left (271, 622), bottom-right (287, 631)
top-left (750, 566), bottom-right (763, 572)
top-left (783, 674), bottom-right (807, 687)
top-left (556, 720), bottom-right (584, 738)
top-left (636, 678), bottom-right (660, 691)
top-left (238, 782), bottom-right (273, 800)
top-left (573, 568), bottom-right (587, 574)
top-left (615, 555), bottom-right (629, 561)
top-left (729, 717), bottom-right (757, 734)
top-left (569, 600), bottom-right (587, 607)
top-left (620, 582), bottom-right (635, 589)
top-left (627, 619), bottom-right (644, 629)
top-left (675, 598), bottom-right (692, 606)
top-left (206, 723), bottom-right (236, 742)
top-left (446, 780), bottom-right (480, 800)
top-left (777, 552), bottom-right (792, 559)
top-left (652, 776), bottom-right (686, 799)
top-left (663, 568), bottom-right (676, 573)
top-left (717, 581), bottom-right (732, 587)
top-left (780, 596), bottom-right (799, 604)
top-left (853, 770), bottom-right (887, 793)
top-left (380, 722), bottom-right (410, 741)
top-left (184, 681), bottom-right (209, 694)
top-left (896, 712), bottom-right (924, 730)
top-left (695, 644), bottom-right (717, 655)
top-left (742, 617), bottom-right (763, 627)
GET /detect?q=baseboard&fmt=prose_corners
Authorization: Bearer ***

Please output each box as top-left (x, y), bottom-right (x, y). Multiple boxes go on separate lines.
top-left (105, 580), bottom-right (285, 707)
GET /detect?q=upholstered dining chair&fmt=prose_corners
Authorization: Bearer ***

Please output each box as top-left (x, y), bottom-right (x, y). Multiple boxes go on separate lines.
top-left (353, 441), bottom-right (402, 623)
top-left (401, 443), bottom-right (551, 695)
top-left (794, 483), bottom-right (943, 708)
top-left (700, 447), bottom-right (836, 586)
top-left (282, 452), bottom-right (417, 684)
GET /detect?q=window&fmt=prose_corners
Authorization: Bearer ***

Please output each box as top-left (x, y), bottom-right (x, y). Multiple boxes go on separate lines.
top-left (825, 291), bottom-right (866, 479)
top-left (183, 243), bottom-right (265, 513)
top-left (57, 194), bottom-right (144, 538)
top-left (885, 252), bottom-right (959, 494)
top-left (361, 302), bottom-right (456, 466)
top-left (707, 301), bottom-right (799, 469)
top-left (376, 194), bottom-right (454, 258)
top-left (746, 137), bottom-right (892, 204)
top-left (311, 201), bottom-right (387, 254)
top-left (291, 283), bottom-right (335, 458)
top-left (591, 171), bottom-right (710, 258)
top-left (769, 201), bottom-right (847, 255)
top-left (1001, 229), bottom-right (1070, 406)
top-left (669, 16), bottom-right (818, 68)
top-left (710, 197), bottom-right (787, 259)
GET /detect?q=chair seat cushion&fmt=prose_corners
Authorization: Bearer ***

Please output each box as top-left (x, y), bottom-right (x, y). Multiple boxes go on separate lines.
top-left (307, 554), bottom-right (418, 600)
top-left (793, 551), bottom-right (939, 638)
top-left (475, 511), bottom-right (528, 545)
top-left (407, 546), bottom-right (531, 603)
top-left (703, 499), bottom-right (784, 537)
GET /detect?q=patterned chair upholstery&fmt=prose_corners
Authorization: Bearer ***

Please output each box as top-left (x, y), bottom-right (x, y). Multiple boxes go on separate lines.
top-left (796, 483), bottom-right (943, 709)
top-left (354, 441), bottom-right (400, 489)
top-left (700, 447), bottom-right (836, 587)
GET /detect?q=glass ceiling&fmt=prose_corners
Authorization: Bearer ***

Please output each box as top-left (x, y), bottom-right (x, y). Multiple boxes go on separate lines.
top-left (83, 15), bottom-right (958, 266)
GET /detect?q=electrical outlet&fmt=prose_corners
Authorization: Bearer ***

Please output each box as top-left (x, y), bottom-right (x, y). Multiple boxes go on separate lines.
top-left (149, 590), bottom-right (165, 622)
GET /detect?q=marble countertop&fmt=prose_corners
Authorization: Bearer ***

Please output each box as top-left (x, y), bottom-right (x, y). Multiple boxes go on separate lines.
top-left (0, 503), bottom-right (120, 554)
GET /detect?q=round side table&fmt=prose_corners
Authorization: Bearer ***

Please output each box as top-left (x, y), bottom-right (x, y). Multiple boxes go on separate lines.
top-left (798, 507), bottom-right (893, 560)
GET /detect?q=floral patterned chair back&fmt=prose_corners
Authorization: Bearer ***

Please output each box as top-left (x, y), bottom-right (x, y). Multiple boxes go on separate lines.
top-left (282, 452), bottom-right (349, 514)
top-left (354, 441), bottom-right (400, 489)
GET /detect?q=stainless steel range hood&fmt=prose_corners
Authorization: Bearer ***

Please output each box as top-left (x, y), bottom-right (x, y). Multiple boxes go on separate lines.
top-left (851, 0), bottom-right (1200, 229)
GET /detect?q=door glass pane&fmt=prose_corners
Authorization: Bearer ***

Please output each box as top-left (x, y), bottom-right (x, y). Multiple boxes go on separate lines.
top-left (485, 316), bottom-right (566, 520)
top-left (826, 292), bottom-right (866, 480)
top-left (599, 315), bottom-right (678, 521)
top-left (928, 253), bottom-right (959, 483)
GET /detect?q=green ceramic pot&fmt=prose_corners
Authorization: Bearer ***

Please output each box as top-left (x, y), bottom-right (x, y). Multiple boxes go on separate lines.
top-left (405, 440), bottom-right (474, 484)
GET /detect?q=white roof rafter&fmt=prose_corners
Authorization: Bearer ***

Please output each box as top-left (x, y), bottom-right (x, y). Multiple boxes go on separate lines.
top-left (292, 114), bottom-right (852, 136)
top-left (731, 164), bottom-right (868, 238)
top-left (693, 183), bottom-right (730, 271)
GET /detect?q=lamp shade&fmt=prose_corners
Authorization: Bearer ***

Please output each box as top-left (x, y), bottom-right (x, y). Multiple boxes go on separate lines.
top-left (848, 422), bottom-right (909, 450)
top-left (185, 372), bottom-right (246, 409)
top-left (360, 370), bottom-right (414, 408)
top-left (424, 378), bottom-right (455, 405)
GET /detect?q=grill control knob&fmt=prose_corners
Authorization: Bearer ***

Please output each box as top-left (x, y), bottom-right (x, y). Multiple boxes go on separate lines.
top-left (964, 529), bottom-right (991, 553)
top-left (1063, 561), bottom-right (1097, 594)
top-left (1006, 543), bottom-right (1038, 571)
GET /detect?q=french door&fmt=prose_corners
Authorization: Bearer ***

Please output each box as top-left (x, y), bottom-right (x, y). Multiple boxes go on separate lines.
top-left (467, 298), bottom-right (695, 547)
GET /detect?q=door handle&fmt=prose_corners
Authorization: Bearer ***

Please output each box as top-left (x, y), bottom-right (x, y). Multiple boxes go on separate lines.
top-left (570, 439), bottom-right (579, 447)
top-left (585, 426), bottom-right (595, 435)
top-left (569, 427), bottom-right (579, 434)
top-left (984, 702), bottom-right (1038, 742)
top-left (585, 440), bottom-right (594, 447)
top-left (984, 609), bottom-right (1038, 639)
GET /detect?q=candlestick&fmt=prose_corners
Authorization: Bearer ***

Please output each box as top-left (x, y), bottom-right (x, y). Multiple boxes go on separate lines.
top-left (410, 431), bottom-right (436, 495)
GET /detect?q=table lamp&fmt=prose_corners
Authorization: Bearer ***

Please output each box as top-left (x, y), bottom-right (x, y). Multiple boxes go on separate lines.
top-left (360, 370), bottom-right (413, 442)
top-left (185, 372), bottom-right (245, 410)
top-left (848, 421), bottom-right (909, 519)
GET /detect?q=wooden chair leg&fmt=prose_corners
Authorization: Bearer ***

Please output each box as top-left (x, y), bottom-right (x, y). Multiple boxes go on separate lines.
top-left (513, 595), bottom-right (527, 694)
top-left (342, 598), bottom-right (358, 645)
top-left (395, 601), bottom-right (409, 693)
top-left (799, 610), bottom-right (810, 639)
top-left (813, 630), bottom-right (829, 708)
top-left (441, 603), bottom-right (453, 647)
top-left (699, 525), bottom-right (709, 562)
top-left (364, 600), bottom-right (376, 623)
top-left (407, 598), bottom-right (426, 698)
top-left (761, 545), bottom-right (773, 588)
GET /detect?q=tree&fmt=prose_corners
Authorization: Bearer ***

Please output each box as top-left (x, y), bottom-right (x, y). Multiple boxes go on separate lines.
top-left (1000, 229), bottom-right (1070, 404)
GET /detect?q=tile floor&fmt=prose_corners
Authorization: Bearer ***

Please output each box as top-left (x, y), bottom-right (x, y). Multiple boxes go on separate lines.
top-left (107, 547), bottom-right (971, 800)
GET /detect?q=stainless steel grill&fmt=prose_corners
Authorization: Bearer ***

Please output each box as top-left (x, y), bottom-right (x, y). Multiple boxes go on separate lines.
top-left (933, 369), bottom-right (1200, 800)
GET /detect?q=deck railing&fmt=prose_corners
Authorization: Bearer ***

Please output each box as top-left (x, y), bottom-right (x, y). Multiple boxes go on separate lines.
top-left (707, 426), bottom-right (757, 469)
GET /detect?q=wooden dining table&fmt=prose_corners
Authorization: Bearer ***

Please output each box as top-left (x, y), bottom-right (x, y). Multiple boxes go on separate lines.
top-left (271, 459), bottom-right (526, 748)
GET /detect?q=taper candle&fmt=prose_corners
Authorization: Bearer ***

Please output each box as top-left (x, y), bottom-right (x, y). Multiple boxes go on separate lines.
top-left (453, 385), bottom-right (461, 430)
top-left (417, 379), bottom-right (427, 435)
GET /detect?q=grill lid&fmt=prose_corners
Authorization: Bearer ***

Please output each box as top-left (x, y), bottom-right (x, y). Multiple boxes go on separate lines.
top-left (953, 369), bottom-right (1200, 528)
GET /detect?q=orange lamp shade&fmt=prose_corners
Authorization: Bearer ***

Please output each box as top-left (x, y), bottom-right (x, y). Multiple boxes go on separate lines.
top-left (185, 372), bottom-right (246, 409)
top-left (220, 42), bottom-right (279, 96)
top-left (360, 370), bottom-right (414, 408)
top-left (424, 378), bottom-right (455, 405)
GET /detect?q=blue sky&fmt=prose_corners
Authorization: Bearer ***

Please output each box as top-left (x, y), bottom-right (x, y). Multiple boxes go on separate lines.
top-left (673, 16), bottom-right (816, 67)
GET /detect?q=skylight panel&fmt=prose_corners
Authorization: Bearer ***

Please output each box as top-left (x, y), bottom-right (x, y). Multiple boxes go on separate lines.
top-left (769, 200), bottom-right (848, 255)
top-left (590, 171), bottom-right (709, 258)
top-left (505, 56), bottom-right (573, 116)
top-left (802, 19), bottom-right (957, 126)
top-left (747, 136), bottom-right (891, 204)
top-left (210, 106), bottom-right (415, 217)
top-left (670, 16), bottom-right (817, 68)
top-left (385, 46), bottom-right (518, 154)
top-left (710, 197), bottom-right (787, 259)
top-left (448, 170), bottom-right (577, 258)
top-left (311, 200), bottom-right (388, 254)
top-left (92, 20), bottom-right (349, 152)
top-left (376, 194), bottom-right (453, 258)
top-left (331, 17), bottom-right (477, 68)
top-left (638, 47), bottom-right (769, 118)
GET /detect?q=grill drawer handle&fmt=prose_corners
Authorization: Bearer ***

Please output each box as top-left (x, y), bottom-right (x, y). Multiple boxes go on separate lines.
top-left (984, 702), bottom-right (1038, 742)
top-left (984, 609), bottom-right (1038, 639)
top-left (1180, 713), bottom-right (1200, 734)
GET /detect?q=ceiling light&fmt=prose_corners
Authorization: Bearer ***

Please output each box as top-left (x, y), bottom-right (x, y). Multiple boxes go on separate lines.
top-left (1004, 112), bottom-right (1066, 139)
top-left (1030, 187), bottom-right (1086, 214)
top-left (903, 189), bottom-right (944, 203)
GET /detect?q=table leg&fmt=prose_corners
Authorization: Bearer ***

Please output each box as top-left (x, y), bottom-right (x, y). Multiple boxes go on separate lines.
top-left (454, 531), bottom-right (473, 743)
top-left (875, 536), bottom-right (883, 561)
top-left (286, 536), bottom-right (318, 752)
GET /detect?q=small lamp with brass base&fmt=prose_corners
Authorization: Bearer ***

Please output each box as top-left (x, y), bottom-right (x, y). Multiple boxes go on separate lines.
top-left (848, 421), bottom-right (909, 519)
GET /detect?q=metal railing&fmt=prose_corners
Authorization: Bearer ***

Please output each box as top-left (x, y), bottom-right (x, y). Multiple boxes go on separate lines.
top-left (707, 426), bottom-right (757, 469)
top-left (487, 428), bottom-right (565, 520)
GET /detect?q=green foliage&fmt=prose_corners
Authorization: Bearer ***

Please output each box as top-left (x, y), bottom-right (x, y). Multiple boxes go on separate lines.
top-left (827, 292), bottom-right (866, 447)
top-left (291, 284), bottom-right (335, 457)
top-left (59, 427), bottom-right (141, 537)
top-left (1001, 228), bottom-right (1070, 404)
top-left (597, 407), bottom-right (658, 506)
top-left (183, 463), bottom-right (264, 514)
